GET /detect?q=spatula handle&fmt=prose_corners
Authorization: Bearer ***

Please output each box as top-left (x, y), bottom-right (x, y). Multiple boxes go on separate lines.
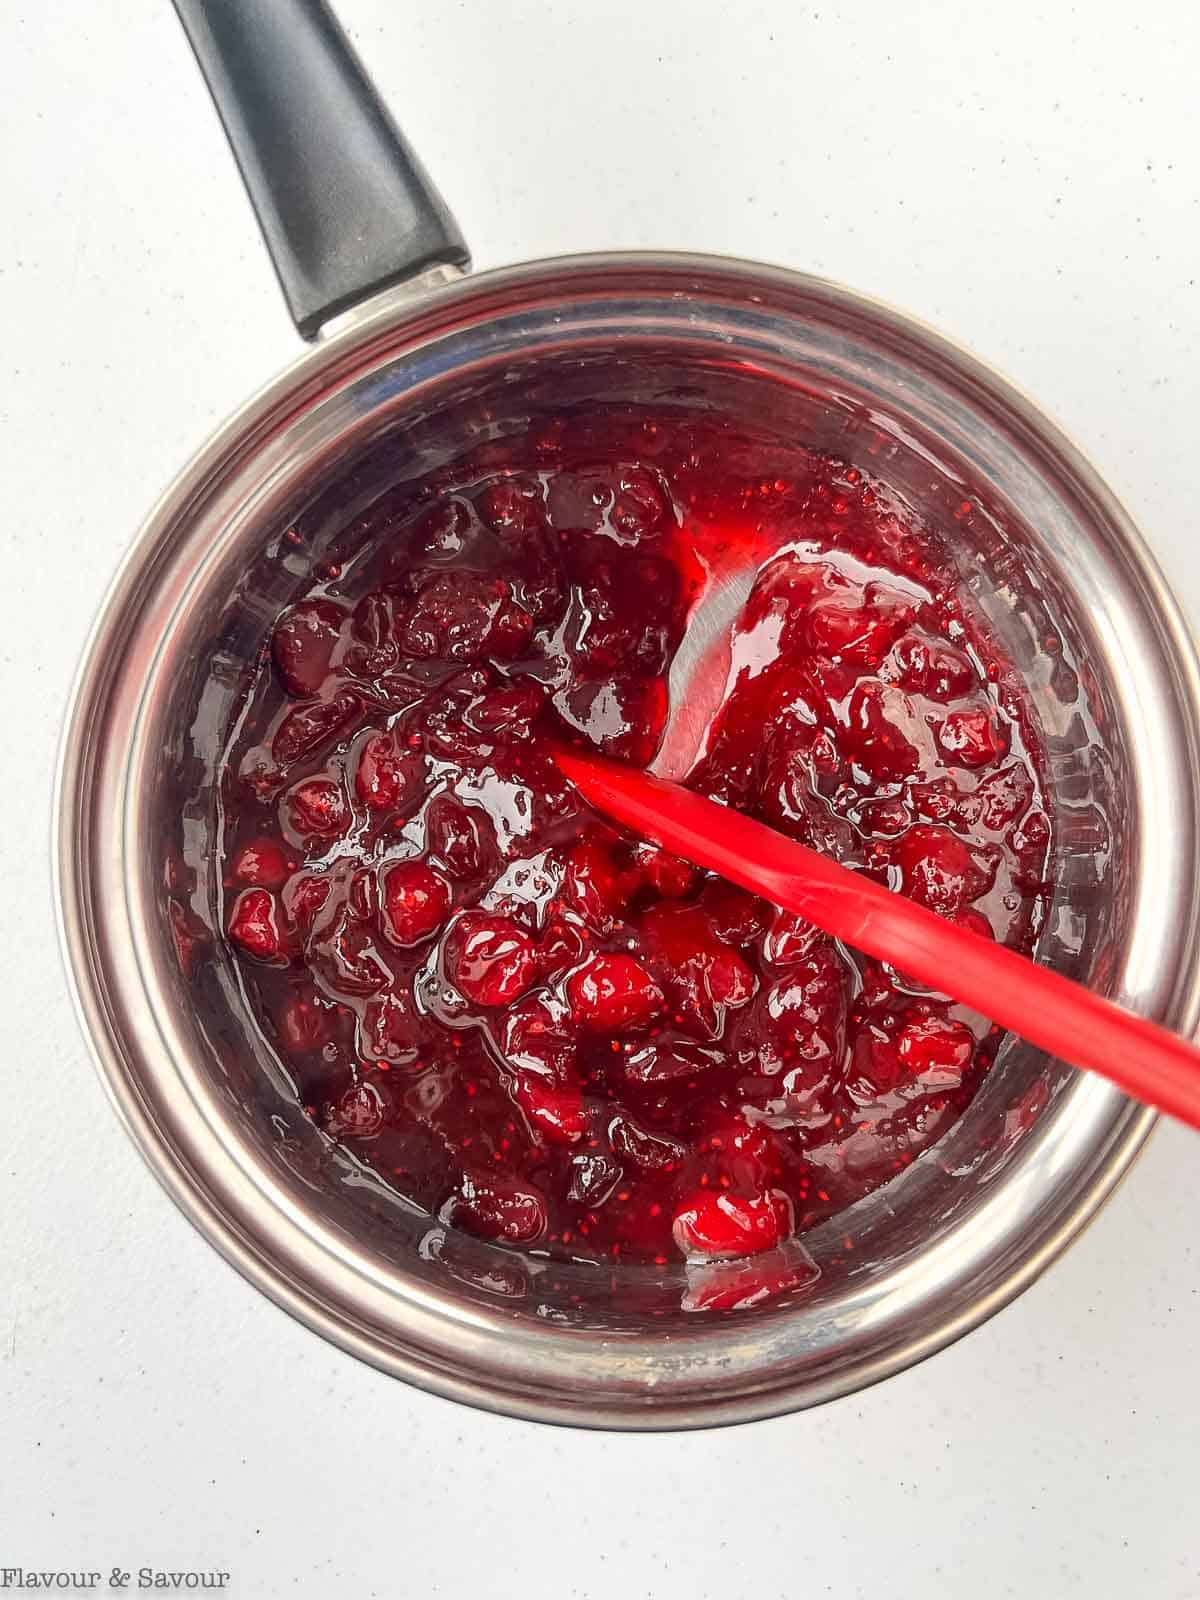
top-left (558, 752), bottom-right (1200, 1131)
top-left (172, 0), bottom-right (469, 337)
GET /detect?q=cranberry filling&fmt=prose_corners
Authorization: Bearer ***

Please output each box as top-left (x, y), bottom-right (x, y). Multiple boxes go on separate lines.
top-left (213, 414), bottom-right (1052, 1268)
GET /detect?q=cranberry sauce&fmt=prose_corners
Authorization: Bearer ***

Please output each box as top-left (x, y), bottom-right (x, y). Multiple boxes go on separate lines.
top-left (216, 412), bottom-right (1052, 1267)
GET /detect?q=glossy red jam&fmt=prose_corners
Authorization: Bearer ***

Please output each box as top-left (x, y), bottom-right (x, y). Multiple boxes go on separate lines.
top-left (216, 412), bottom-right (1051, 1267)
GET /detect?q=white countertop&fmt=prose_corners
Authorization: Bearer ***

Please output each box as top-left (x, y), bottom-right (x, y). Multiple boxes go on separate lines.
top-left (3, 0), bottom-right (1198, 1593)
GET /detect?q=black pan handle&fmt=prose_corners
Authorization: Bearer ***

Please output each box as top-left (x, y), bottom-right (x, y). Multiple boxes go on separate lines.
top-left (172, 0), bottom-right (469, 338)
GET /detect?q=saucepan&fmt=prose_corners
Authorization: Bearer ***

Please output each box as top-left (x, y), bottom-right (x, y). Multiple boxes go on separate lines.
top-left (53, 0), bottom-right (1200, 1427)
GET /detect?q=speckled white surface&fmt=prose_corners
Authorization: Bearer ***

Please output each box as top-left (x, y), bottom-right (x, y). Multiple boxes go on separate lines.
top-left (2, 0), bottom-right (1199, 1593)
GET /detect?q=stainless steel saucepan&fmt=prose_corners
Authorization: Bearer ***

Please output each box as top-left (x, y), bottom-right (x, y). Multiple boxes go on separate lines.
top-left (54, 0), bottom-right (1200, 1428)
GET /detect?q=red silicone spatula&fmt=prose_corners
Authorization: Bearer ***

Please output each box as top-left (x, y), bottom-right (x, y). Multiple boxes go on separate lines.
top-left (556, 749), bottom-right (1200, 1131)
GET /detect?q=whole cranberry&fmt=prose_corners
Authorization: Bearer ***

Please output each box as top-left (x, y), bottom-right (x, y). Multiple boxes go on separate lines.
top-left (909, 776), bottom-right (981, 828)
top-left (285, 776), bottom-right (351, 839)
top-left (443, 912), bottom-right (539, 1006)
top-left (400, 571), bottom-right (533, 661)
top-left (672, 1189), bottom-right (793, 1260)
top-left (354, 730), bottom-right (421, 813)
top-left (566, 953), bottom-right (663, 1030)
top-left (560, 837), bottom-right (626, 931)
top-left (347, 589), bottom-right (403, 677)
top-left (758, 948), bottom-right (848, 1073)
top-left (641, 905), bottom-right (755, 1036)
top-left (229, 837), bottom-right (292, 890)
top-left (896, 1014), bottom-right (976, 1088)
top-left (885, 632), bottom-right (975, 700)
top-left (697, 1113), bottom-right (785, 1191)
top-left (281, 870), bottom-right (331, 935)
top-left (425, 793), bottom-right (492, 880)
top-left (844, 681), bottom-right (921, 782)
top-left (937, 708), bottom-right (1010, 769)
top-left (464, 681), bottom-right (547, 739)
top-left (227, 888), bottom-right (285, 963)
top-left (271, 598), bottom-right (348, 698)
top-left (271, 691), bottom-right (359, 767)
top-left (443, 1172), bottom-right (548, 1243)
top-left (511, 1073), bottom-right (588, 1145)
top-left (893, 824), bottom-right (996, 913)
top-left (806, 591), bottom-right (911, 668)
top-left (501, 995), bottom-right (576, 1082)
top-left (608, 1114), bottom-right (686, 1173)
top-left (380, 861), bottom-right (450, 947)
